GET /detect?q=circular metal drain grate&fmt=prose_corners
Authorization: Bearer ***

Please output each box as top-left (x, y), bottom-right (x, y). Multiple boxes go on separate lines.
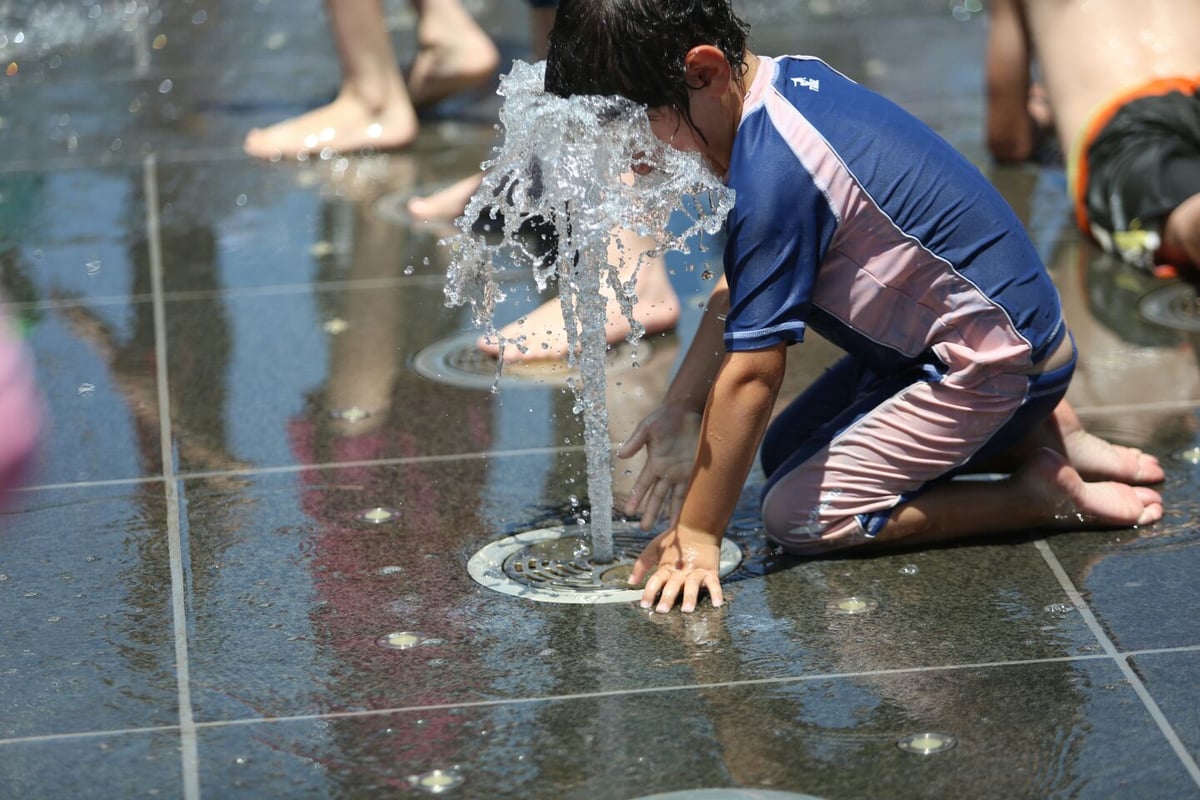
top-left (468, 522), bottom-right (743, 604)
top-left (412, 331), bottom-right (652, 389)
top-left (1138, 282), bottom-right (1200, 332)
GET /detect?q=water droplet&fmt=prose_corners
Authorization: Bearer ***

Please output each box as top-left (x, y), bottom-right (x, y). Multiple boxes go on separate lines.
top-left (1173, 446), bottom-right (1200, 465)
top-left (329, 407), bottom-right (371, 423)
top-left (408, 768), bottom-right (464, 794)
top-left (376, 631), bottom-right (424, 650)
top-left (322, 317), bottom-right (348, 335)
top-left (152, 34), bottom-right (167, 49)
top-left (357, 506), bottom-right (399, 524)
top-left (897, 732), bottom-right (957, 754)
top-left (157, 78), bottom-right (172, 94)
top-left (828, 596), bottom-right (876, 614)
top-left (191, 9), bottom-right (207, 24)
top-left (235, 193), bottom-right (247, 207)
top-left (5, 62), bottom-right (17, 77)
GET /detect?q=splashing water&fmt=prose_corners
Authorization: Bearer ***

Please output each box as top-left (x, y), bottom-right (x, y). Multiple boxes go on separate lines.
top-left (444, 61), bottom-right (734, 563)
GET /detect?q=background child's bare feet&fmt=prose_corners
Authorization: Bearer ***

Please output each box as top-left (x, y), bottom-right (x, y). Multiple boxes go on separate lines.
top-left (243, 90), bottom-right (419, 160)
top-left (478, 243), bottom-right (680, 362)
top-left (1022, 448), bottom-right (1163, 529)
top-left (407, 173), bottom-right (484, 222)
top-left (406, 12), bottom-right (499, 108)
top-left (1052, 400), bottom-right (1165, 484)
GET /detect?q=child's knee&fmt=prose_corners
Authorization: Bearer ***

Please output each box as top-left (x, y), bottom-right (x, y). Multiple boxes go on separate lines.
top-left (762, 503), bottom-right (873, 555)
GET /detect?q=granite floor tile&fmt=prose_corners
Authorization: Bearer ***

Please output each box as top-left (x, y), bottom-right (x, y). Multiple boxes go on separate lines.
top-left (0, 486), bottom-right (177, 739)
top-left (0, 730), bottom-right (183, 799)
top-left (188, 658), bottom-right (1196, 800)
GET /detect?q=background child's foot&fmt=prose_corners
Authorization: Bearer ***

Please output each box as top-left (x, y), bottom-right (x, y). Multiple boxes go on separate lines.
top-left (407, 173), bottom-right (484, 222)
top-left (1022, 448), bottom-right (1163, 529)
top-left (478, 247), bottom-right (679, 362)
top-left (406, 25), bottom-right (499, 108)
top-left (243, 91), bottom-right (418, 159)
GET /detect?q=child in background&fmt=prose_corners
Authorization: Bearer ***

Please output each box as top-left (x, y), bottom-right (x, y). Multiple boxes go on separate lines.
top-left (985, 0), bottom-right (1200, 277)
top-left (542, 0), bottom-right (1165, 612)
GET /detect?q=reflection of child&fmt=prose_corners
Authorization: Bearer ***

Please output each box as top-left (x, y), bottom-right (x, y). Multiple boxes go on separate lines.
top-left (544, 0), bottom-right (1165, 612)
top-left (0, 309), bottom-right (41, 499)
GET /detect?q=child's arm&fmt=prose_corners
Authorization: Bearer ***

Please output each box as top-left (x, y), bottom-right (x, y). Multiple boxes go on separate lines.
top-left (630, 341), bottom-right (787, 612)
top-left (664, 273), bottom-right (732, 412)
top-left (618, 275), bottom-right (732, 526)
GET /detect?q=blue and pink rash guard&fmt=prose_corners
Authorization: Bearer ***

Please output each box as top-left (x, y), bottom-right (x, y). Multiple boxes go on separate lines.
top-left (725, 55), bottom-right (1072, 551)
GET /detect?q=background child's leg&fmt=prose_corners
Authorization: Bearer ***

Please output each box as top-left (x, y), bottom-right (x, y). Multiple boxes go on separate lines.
top-left (243, 0), bottom-right (418, 158)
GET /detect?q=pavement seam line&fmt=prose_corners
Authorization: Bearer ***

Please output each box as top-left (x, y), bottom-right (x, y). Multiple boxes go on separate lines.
top-left (1035, 538), bottom-right (1200, 787)
top-left (145, 153), bottom-right (202, 800)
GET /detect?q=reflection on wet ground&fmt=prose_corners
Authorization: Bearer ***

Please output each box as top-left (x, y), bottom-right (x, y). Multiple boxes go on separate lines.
top-left (1, 1), bottom-right (1198, 798)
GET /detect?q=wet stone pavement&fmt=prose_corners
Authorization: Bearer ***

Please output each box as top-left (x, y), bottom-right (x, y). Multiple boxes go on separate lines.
top-left (2, 1), bottom-right (1200, 798)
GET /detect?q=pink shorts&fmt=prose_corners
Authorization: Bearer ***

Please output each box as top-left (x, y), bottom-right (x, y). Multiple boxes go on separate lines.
top-left (759, 341), bottom-right (1073, 555)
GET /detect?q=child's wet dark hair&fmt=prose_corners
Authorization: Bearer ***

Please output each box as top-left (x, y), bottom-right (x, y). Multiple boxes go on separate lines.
top-left (545, 0), bottom-right (751, 135)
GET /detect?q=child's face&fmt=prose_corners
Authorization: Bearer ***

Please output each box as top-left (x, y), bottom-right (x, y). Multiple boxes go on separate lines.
top-left (647, 107), bottom-right (704, 155)
top-left (644, 106), bottom-right (721, 176)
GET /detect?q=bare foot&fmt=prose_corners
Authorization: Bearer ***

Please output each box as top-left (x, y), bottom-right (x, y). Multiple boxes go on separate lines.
top-left (478, 232), bottom-right (680, 362)
top-left (243, 90), bottom-right (418, 160)
top-left (407, 172), bottom-right (484, 222)
top-left (406, 19), bottom-right (499, 109)
top-left (1021, 448), bottom-right (1163, 529)
top-left (1051, 400), bottom-right (1165, 484)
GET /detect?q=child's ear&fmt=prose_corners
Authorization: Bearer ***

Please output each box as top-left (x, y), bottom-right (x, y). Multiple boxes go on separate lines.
top-left (683, 45), bottom-right (731, 94)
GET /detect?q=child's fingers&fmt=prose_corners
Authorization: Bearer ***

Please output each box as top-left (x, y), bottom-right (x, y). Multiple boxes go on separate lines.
top-left (680, 572), bottom-right (705, 613)
top-left (704, 573), bottom-right (724, 608)
top-left (680, 571), bottom-right (723, 613)
top-left (640, 486), bottom-right (669, 530)
top-left (623, 466), bottom-right (655, 515)
top-left (653, 571), bottom-right (684, 613)
top-left (639, 566), bottom-right (671, 608)
top-left (668, 489), bottom-right (685, 528)
top-left (639, 476), bottom-right (672, 526)
top-left (616, 422), bottom-right (649, 459)
top-left (628, 546), bottom-right (658, 587)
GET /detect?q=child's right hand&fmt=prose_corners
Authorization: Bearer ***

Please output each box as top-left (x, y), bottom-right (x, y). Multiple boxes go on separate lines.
top-left (617, 406), bottom-right (702, 529)
top-left (629, 526), bottom-right (724, 613)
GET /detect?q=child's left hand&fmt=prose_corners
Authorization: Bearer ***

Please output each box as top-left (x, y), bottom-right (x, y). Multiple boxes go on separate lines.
top-left (629, 527), bottom-right (724, 613)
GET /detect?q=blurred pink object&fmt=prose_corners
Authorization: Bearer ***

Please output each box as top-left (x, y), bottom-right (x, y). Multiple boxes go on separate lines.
top-left (0, 311), bottom-right (41, 498)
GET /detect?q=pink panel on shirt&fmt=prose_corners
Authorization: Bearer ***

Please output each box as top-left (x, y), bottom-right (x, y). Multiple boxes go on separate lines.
top-left (750, 58), bottom-right (1034, 380)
